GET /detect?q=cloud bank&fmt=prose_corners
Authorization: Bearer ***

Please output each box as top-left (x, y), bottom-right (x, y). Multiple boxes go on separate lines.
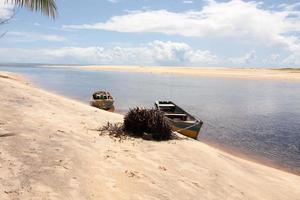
top-left (63, 0), bottom-right (300, 65)
top-left (2, 0), bottom-right (300, 66)
top-left (0, 40), bottom-right (217, 65)
top-left (64, 0), bottom-right (300, 50)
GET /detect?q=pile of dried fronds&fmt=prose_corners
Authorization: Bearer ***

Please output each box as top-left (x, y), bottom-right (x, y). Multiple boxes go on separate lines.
top-left (97, 107), bottom-right (173, 141)
top-left (123, 107), bottom-right (172, 141)
top-left (97, 122), bottom-right (128, 141)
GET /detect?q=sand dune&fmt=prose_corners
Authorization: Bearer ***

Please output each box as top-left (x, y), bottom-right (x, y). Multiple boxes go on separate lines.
top-left (0, 71), bottom-right (300, 200)
top-left (83, 65), bottom-right (300, 81)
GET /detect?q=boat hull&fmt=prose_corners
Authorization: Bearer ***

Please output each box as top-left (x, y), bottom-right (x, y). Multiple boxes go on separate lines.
top-left (168, 119), bottom-right (203, 139)
top-left (90, 99), bottom-right (114, 110)
top-left (155, 101), bottom-right (203, 139)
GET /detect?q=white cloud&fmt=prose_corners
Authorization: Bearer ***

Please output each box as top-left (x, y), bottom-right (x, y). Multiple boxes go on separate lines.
top-left (0, 0), bottom-right (14, 20)
top-left (283, 54), bottom-right (300, 66)
top-left (183, 0), bottom-right (194, 4)
top-left (6, 31), bottom-right (66, 42)
top-left (0, 40), bottom-right (217, 65)
top-left (270, 54), bottom-right (280, 62)
top-left (63, 0), bottom-right (300, 54)
top-left (262, 54), bottom-right (280, 65)
top-left (107, 0), bottom-right (118, 3)
top-left (229, 50), bottom-right (256, 65)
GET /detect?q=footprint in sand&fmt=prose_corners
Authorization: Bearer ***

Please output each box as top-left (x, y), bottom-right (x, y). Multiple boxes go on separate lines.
top-left (178, 179), bottom-right (204, 191)
top-left (55, 159), bottom-right (72, 170)
top-left (105, 177), bottom-right (117, 190)
top-left (122, 149), bottom-right (137, 158)
top-left (159, 166), bottom-right (167, 171)
top-left (124, 170), bottom-right (144, 179)
top-left (104, 150), bottom-right (117, 159)
top-left (0, 133), bottom-right (16, 138)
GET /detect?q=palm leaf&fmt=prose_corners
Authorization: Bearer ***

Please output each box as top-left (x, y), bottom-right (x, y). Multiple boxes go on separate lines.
top-left (7, 0), bottom-right (57, 19)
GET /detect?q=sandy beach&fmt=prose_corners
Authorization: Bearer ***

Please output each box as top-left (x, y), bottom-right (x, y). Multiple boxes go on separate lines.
top-left (1, 71), bottom-right (300, 200)
top-left (83, 66), bottom-right (300, 81)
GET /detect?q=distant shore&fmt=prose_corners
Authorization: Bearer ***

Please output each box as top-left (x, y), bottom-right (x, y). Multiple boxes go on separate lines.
top-left (1, 70), bottom-right (300, 199)
top-left (82, 65), bottom-right (300, 81)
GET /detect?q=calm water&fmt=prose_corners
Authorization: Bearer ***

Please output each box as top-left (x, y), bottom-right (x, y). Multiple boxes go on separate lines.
top-left (1, 66), bottom-right (300, 174)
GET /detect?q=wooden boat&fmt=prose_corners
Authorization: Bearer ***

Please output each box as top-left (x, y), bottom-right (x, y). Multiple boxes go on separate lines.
top-left (155, 101), bottom-right (203, 139)
top-left (90, 91), bottom-right (114, 110)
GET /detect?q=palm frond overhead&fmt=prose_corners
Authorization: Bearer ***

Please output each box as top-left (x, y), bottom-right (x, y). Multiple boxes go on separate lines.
top-left (7, 0), bottom-right (57, 19)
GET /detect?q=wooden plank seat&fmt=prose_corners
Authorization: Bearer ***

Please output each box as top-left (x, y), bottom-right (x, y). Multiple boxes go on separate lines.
top-left (165, 113), bottom-right (187, 117)
top-left (158, 104), bottom-right (176, 112)
top-left (158, 104), bottom-right (175, 107)
top-left (164, 113), bottom-right (188, 120)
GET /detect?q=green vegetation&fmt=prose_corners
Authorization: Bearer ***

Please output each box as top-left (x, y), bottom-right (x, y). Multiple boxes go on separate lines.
top-left (7, 0), bottom-right (57, 18)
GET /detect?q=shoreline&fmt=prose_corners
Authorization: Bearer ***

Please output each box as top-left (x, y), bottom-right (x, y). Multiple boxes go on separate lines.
top-left (81, 65), bottom-right (300, 81)
top-left (1, 71), bottom-right (300, 199)
top-left (114, 108), bottom-right (300, 176)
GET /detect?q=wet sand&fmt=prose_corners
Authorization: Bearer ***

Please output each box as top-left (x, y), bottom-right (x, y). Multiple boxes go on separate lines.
top-left (0, 71), bottom-right (300, 200)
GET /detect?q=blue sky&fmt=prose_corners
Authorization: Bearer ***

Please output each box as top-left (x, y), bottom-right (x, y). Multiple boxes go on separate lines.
top-left (0, 0), bottom-right (300, 67)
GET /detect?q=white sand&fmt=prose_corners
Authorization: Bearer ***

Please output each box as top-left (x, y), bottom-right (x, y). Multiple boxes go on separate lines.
top-left (83, 65), bottom-right (300, 81)
top-left (0, 71), bottom-right (300, 200)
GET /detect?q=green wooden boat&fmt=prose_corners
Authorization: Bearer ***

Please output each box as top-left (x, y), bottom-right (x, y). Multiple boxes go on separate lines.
top-left (155, 101), bottom-right (203, 139)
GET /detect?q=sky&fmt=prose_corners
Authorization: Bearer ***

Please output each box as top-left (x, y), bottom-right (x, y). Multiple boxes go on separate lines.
top-left (0, 0), bottom-right (300, 67)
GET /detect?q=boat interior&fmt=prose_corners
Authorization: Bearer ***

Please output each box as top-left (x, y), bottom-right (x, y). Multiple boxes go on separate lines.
top-left (156, 101), bottom-right (195, 121)
top-left (93, 91), bottom-right (113, 100)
